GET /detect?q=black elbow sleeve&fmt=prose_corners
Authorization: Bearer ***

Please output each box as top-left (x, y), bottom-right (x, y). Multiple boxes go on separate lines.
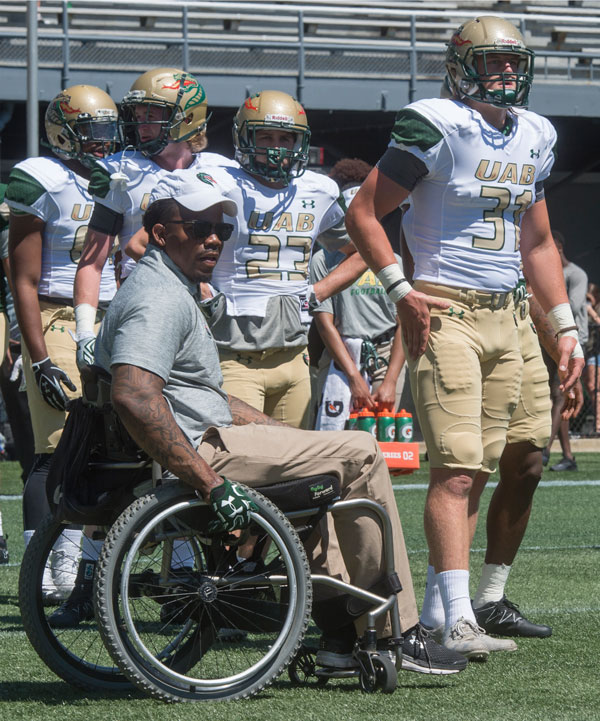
top-left (88, 203), bottom-right (124, 237)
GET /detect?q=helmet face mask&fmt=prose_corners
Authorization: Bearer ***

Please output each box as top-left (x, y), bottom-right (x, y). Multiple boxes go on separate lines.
top-left (233, 91), bottom-right (311, 185)
top-left (120, 68), bottom-right (209, 156)
top-left (45, 86), bottom-right (119, 166)
top-left (446, 16), bottom-right (534, 108)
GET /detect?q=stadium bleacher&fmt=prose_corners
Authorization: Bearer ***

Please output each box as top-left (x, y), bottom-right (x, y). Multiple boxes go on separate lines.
top-left (1, 1), bottom-right (600, 63)
top-left (0, 0), bottom-right (597, 109)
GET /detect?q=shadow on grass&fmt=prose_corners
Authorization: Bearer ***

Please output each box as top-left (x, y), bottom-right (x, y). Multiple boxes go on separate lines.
top-left (0, 680), bottom-right (142, 703)
top-left (275, 676), bottom-right (452, 694)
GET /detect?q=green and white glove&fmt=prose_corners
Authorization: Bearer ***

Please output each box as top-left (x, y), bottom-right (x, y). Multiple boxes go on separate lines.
top-left (73, 303), bottom-right (98, 369)
top-left (207, 478), bottom-right (258, 534)
top-left (76, 333), bottom-right (96, 370)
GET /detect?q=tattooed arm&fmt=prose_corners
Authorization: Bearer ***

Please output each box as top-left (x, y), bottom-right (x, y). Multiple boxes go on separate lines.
top-left (111, 363), bottom-right (223, 502)
top-left (228, 394), bottom-right (289, 427)
top-left (528, 290), bottom-right (584, 419)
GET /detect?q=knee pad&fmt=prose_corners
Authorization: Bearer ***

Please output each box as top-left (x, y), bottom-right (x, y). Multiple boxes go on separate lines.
top-left (441, 423), bottom-right (484, 468)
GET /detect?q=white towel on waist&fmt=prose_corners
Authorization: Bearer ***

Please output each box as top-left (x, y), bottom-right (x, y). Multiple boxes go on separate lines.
top-left (315, 337), bottom-right (369, 431)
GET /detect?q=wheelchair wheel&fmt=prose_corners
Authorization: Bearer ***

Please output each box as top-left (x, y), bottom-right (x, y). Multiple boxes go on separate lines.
top-left (359, 653), bottom-right (397, 694)
top-left (18, 513), bottom-right (129, 691)
top-left (95, 482), bottom-right (312, 702)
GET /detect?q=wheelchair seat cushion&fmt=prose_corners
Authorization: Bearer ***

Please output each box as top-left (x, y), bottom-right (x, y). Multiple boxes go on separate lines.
top-left (257, 474), bottom-right (340, 513)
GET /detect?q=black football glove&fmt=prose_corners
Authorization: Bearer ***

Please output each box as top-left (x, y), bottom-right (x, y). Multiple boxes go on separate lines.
top-left (31, 357), bottom-right (77, 411)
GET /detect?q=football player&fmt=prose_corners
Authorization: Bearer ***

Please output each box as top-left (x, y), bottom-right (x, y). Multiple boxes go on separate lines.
top-left (415, 81), bottom-right (575, 640)
top-left (72, 67), bottom-right (233, 367)
top-left (346, 16), bottom-right (584, 659)
top-left (199, 91), bottom-right (366, 428)
top-left (6, 85), bottom-right (119, 599)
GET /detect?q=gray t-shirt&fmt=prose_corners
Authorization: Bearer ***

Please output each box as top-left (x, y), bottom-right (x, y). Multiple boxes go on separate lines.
top-left (95, 246), bottom-right (233, 447)
top-left (310, 248), bottom-right (398, 340)
top-left (564, 261), bottom-right (588, 347)
top-left (205, 293), bottom-right (308, 352)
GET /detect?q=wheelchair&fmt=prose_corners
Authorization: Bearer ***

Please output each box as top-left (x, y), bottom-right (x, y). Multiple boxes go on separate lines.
top-left (19, 367), bottom-right (404, 700)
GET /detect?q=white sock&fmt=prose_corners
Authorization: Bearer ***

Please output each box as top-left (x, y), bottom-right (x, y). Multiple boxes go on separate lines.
top-left (473, 563), bottom-right (511, 608)
top-left (81, 536), bottom-right (104, 561)
top-left (171, 540), bottom-right (194, 569)
top-left (0, 511), bottom-right (4, 537)
top-left (55, 528), bottom-right (82, 553)
top-left (420, 565), bottom-right (445, 629)
top-left (24, 530), bottom-right (35, 548)
top-left (437, 569), bottom-right (476, 629)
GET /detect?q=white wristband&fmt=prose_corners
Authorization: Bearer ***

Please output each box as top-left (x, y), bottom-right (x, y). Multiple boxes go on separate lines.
top-left (556, 330), bottom-right (584, 360)
top-left (546, 303), bottom-right (576, 335)
top-left (376, 263), bottom-right (412, 303)
top-left (571, 340), bottom-right (584, 360)
top-left (74, 303), bottom-right (97, 339)
top-left (307, 283), bottom-right (319, 306)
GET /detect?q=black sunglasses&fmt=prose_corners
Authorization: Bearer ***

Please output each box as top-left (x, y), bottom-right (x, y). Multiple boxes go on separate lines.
top-left (166, 219), bottom-right (234, 242)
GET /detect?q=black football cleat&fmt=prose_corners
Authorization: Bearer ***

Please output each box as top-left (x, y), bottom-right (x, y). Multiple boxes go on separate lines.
top-left (474, 596), bottom-right (552, 638)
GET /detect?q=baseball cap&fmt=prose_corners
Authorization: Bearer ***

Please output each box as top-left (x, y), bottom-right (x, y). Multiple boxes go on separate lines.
top-left (148, 168), bottom-right (237, 216)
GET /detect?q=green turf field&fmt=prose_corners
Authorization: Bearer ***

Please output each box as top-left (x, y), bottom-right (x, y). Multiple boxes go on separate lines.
top-left (1, 456), bottom-right (599, 721)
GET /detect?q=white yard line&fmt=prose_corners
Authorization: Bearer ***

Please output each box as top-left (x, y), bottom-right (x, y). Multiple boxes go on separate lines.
top-left (393, 480), bottom-right (600, 490)
top-left (407, 543), bottom-right (600, 554)
top-left (1, 479), bottom-right (599, 500)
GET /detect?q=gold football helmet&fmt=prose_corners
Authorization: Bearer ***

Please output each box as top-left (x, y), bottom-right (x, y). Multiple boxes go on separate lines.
top-left (446, 16), bottom-right (534, 107)
top-left (45, 85), bottom-right (118, 166)
top-left (232, 90), bottom-right (311, 184)
top-left (120, 67), bottom-right (209, 156)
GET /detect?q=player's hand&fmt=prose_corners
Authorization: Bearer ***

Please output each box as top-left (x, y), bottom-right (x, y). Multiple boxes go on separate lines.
top-left (372, 380), bottom-right (395, 412)
top-left (76, 333), bottom-right (96, 370)
top-left (556, 335), bottom-right (584, 392)
top-left (31, 357), bottom-right (77, 411)
top-left (397, 290), bottom-right (451, 359)
top-left (207, 478), bottom-right (258, 534)
top-left (349, 373), bottom-right (375, 411)
top-left (560, 379), bottom-right (584, 420)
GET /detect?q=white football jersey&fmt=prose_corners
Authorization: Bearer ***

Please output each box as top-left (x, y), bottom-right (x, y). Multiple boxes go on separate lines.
top-left (5, 156), bottom-right (116, 302)
top-left (90, 150), bottom-right (236, 278)
top-left (390, 98), bottom-right (556, 292)
top-left (342, 185), bottom-right (360, 208)
top-left (203, 164), bottom-right (344, 317)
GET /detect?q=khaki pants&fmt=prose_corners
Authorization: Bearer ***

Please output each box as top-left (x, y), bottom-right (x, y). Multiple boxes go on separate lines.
top-left (220, 346), bottom-right (311, 429)
top-left (22, 301), bottom-right (102, 453)
top-left (408, 282), bottom-right (523, 474)
top-left (198, 423), bottom-right (419, 635)
top-left (0, 312), bottom-right (8, 364)
top-left (22, 302), bottom-right (80, 453)
top-left (504, 303), bottom-right (552, 449)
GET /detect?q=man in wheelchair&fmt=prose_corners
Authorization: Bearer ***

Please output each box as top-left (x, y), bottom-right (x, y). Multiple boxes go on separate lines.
top-left (88, 170), bottom-right (466, 676)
